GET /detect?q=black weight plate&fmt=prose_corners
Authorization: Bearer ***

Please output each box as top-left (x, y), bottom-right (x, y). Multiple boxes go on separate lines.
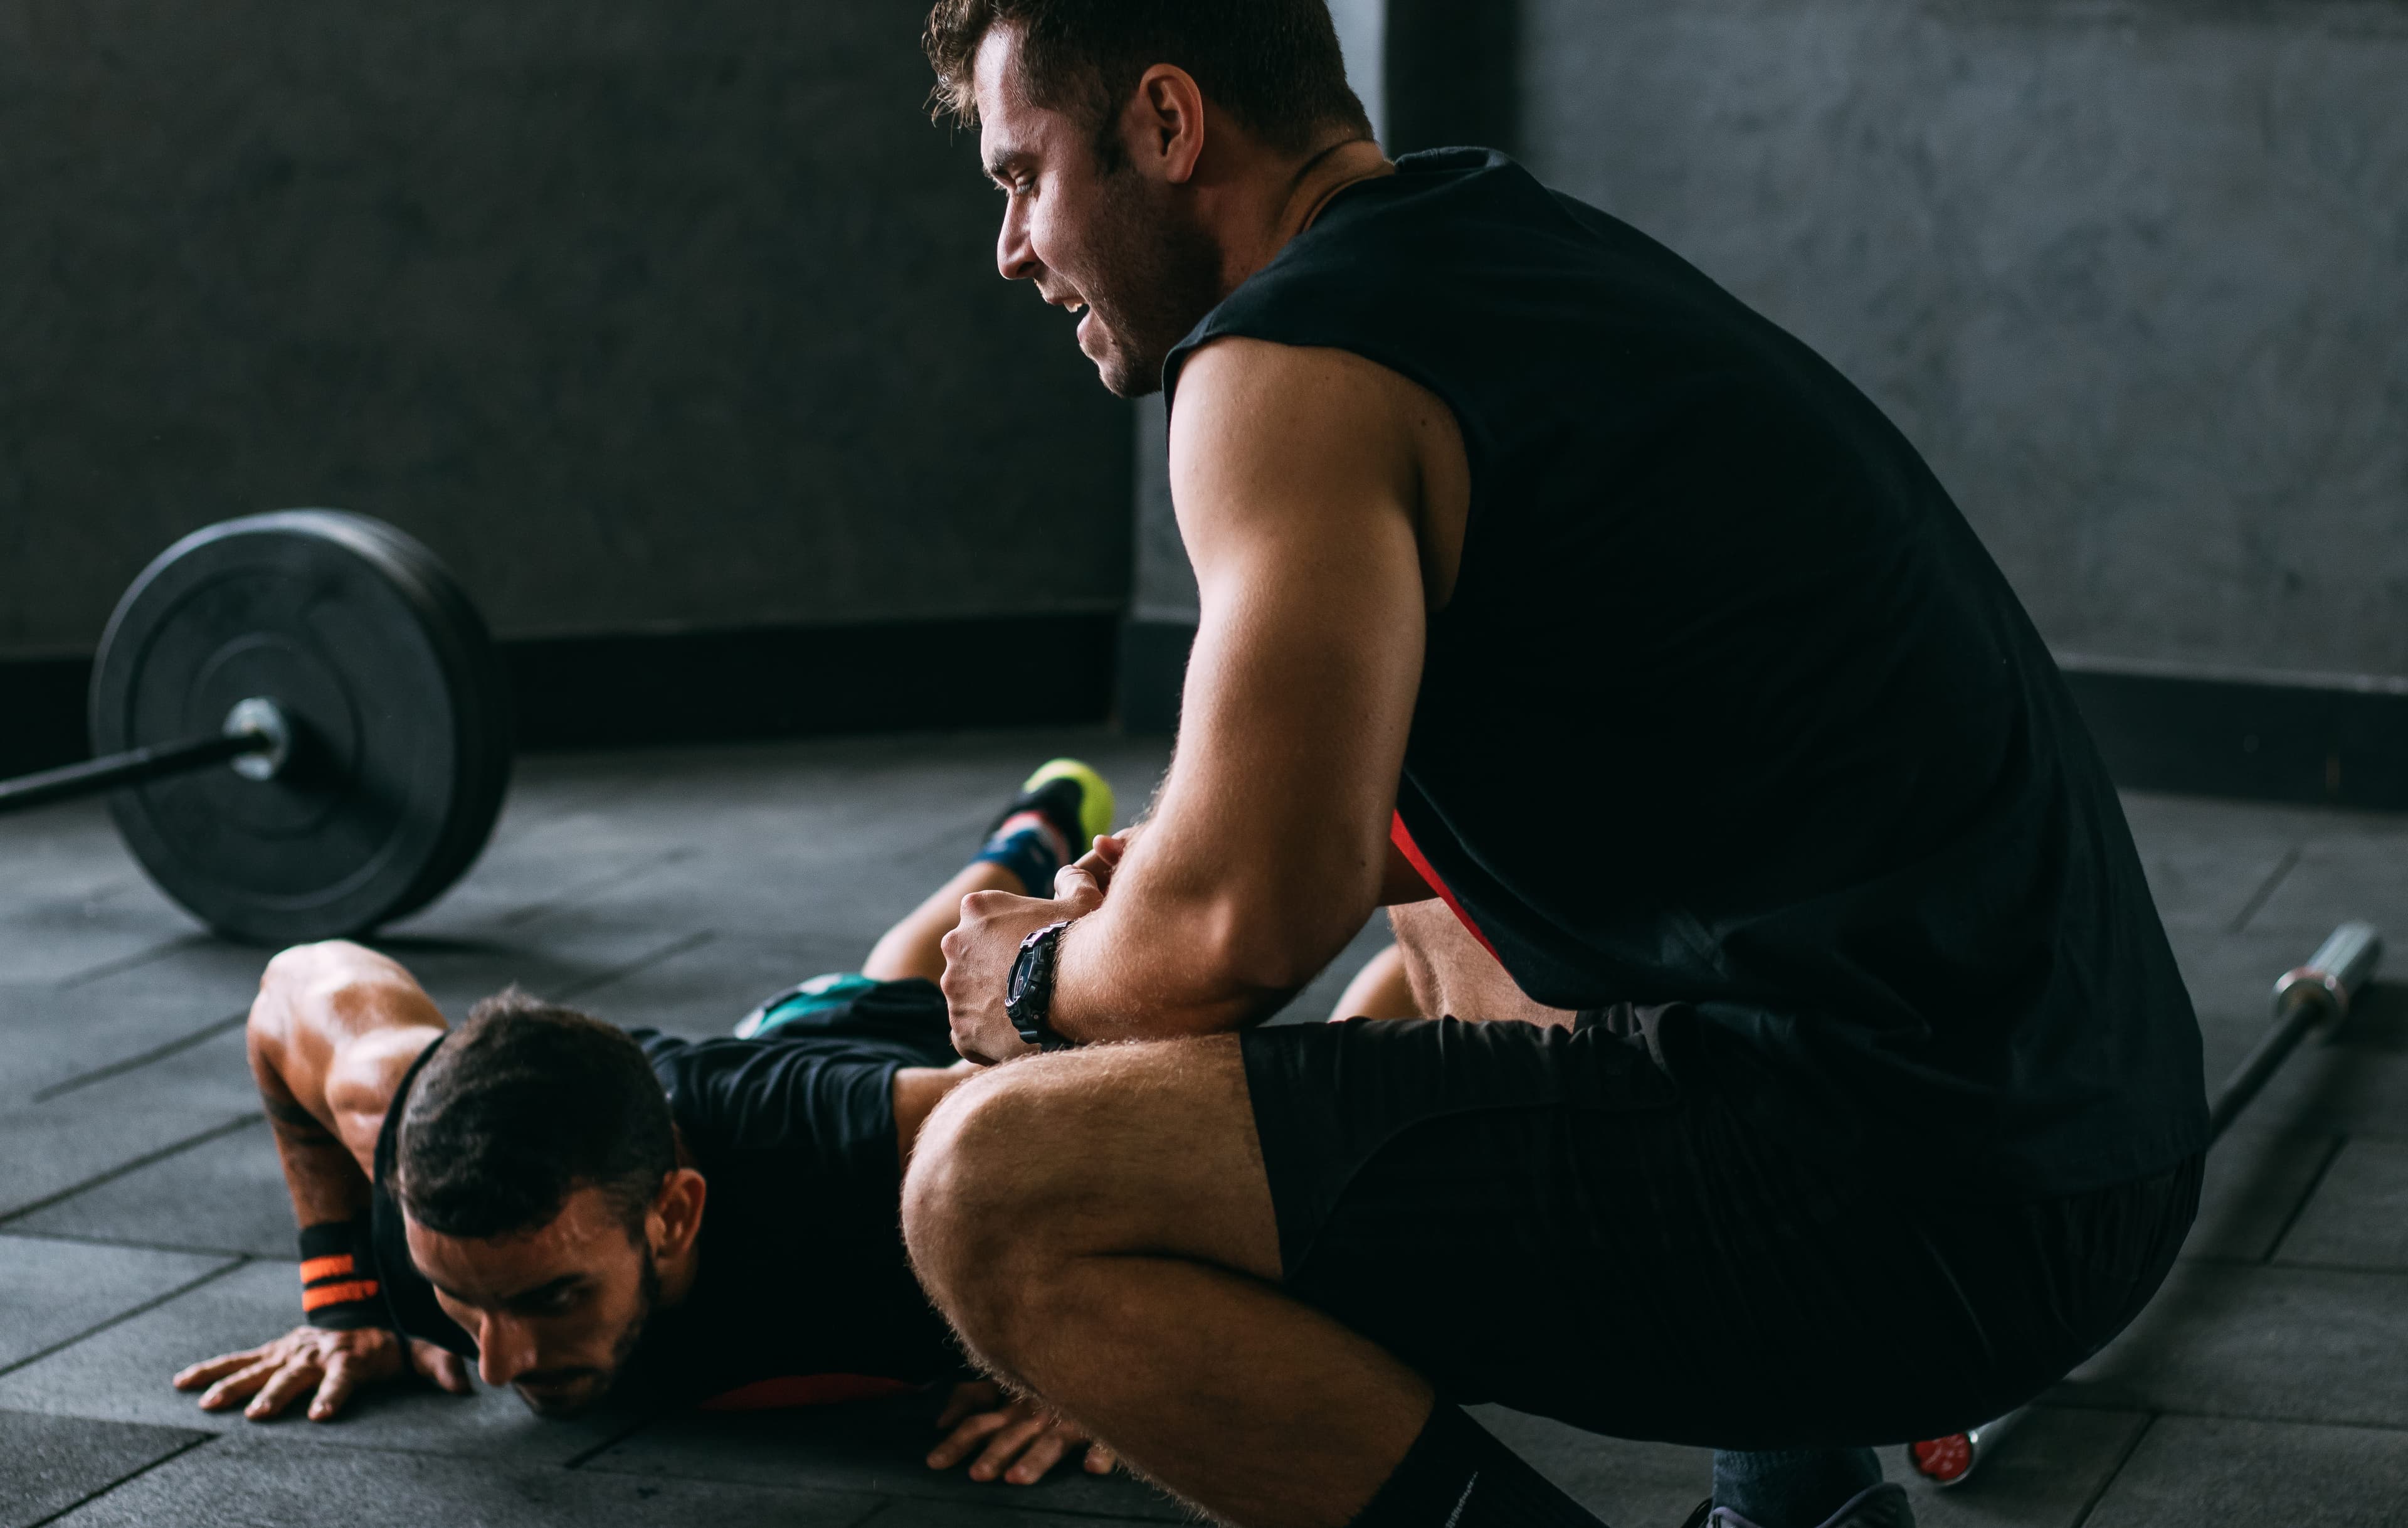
top-left (89, 511), bottom-right (513, 944)
top-left (310, 514), bottom-right (515, 926)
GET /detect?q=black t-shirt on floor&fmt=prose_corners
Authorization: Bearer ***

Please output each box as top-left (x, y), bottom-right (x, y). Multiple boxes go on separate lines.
top-left (366, 980), bottom-right (964, 1403)
top-left (1163, 148), bottom-right (2206, 1199)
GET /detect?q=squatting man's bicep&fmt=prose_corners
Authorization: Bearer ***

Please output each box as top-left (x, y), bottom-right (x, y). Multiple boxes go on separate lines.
top-left (1045, 339), bottom-right (1447, 1034)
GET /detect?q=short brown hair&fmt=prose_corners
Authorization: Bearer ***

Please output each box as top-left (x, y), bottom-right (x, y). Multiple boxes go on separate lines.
top-left (394, 989), bottom-right (676, 1242)
top-left (924, 0), bottom-right (1373, 159)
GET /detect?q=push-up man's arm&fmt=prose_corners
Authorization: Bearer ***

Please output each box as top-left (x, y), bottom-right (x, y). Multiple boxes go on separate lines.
top-left (172, 942), bottom-right (469, 1421)
top-left (179, 932), bottom-right (1081, 1482)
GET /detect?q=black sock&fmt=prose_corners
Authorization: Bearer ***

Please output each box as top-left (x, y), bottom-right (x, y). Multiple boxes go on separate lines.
top-left (1349, 1405), bottom-right (1612, 1528)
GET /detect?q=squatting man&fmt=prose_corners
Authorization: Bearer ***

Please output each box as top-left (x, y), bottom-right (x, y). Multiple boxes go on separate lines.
top-left (892, 4), bottom-right (2207, 1528)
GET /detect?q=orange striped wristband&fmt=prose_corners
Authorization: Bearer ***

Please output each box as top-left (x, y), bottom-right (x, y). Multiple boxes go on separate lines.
top-left (298, 1221), bottom-right (386, 1332)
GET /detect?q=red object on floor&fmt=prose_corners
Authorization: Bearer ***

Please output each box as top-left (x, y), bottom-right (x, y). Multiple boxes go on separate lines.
top-left (1909, 1433), bottom-right (1972, 1482)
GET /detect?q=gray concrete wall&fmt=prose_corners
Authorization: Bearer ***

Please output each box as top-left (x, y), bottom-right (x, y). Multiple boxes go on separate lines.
top-left (0, 0), bottom-right (1129, 657)
top-left (1520, 0), bottom-right (2408, 679)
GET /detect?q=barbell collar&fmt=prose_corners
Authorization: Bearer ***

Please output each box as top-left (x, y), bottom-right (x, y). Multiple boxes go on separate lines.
top-left (2271, 920), bottom-right (2383, 1025)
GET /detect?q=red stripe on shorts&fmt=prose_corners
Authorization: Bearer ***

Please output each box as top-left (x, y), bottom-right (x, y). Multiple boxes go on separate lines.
top-left (1389, 811), bottom-right (1501, 962)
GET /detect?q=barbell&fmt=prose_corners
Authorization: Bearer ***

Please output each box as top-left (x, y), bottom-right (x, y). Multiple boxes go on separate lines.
top-left (1909, 919), bottom-right (2386, 1486)
top-left (0, 511), bottom-right (512, 945)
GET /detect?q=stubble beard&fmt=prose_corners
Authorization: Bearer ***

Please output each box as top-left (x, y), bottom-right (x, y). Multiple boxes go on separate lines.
top-left (1077, 169), bottom-right (1226, 399)
top-left (514, 1245), bottom-right (660, 1419)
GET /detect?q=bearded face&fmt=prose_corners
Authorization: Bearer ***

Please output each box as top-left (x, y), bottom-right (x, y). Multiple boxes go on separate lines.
top-left (407, 1184), bottom-right (668, 1419)
top-left (973, 28), bottom-right (1228, 398)
top-left (1050, 164), bottom-right (1225, 396)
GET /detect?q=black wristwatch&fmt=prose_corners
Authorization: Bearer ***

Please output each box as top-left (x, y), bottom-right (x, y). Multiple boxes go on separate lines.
top-left (1006, 919), bottom-right (1078, 1051)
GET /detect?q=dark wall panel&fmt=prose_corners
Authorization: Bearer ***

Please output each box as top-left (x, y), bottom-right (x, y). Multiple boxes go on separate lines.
top-left (1384, 0), bottom-right (1519, 156)
top-left (0, 0), bottom-right (1130, 657)
top-left (1518, 0), bottom-right (2408, 679)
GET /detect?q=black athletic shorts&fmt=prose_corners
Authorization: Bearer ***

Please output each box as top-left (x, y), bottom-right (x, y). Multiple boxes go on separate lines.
top-left (1238, 1007), bottom-right (2200, 1450)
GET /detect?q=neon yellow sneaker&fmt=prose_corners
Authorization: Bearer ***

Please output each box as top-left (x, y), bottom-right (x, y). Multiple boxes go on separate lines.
top-left (974, 759), bottom-right (1118, 895)
top-left (1008, 757), bottom-right (1116, 847)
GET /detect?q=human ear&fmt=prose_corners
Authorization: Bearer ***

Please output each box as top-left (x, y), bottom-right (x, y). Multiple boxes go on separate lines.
top-left (650, 1168), bottom-right (708, 1258)
top-left (1125, 63), bottom-right (1207, 183)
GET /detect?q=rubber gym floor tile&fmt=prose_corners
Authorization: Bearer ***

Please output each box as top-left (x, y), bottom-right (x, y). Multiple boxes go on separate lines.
top-left (2133, 837), bottom-right (2301, 934)
top-left (9, 1116), bottom-right (293, 1259)
top-left (2182, 1126), bottom-right (2343, 1263)
top-left (560, 931), bottom-right (929, 1038)
top-left (0, 1259), bottom-right (635, 1465)
top-left (0, 808), bottom-right (183, 958)
top-left (2056, 1261), bottom-right (2408, 1427)
top-left (583, 1397), bottom-right (1188, 1520)
top-left (0, 945), bottom-right (263, 1104)
top-left (45, 1431), bottom-right (888, 1528)
top-left (2241, 1031), bottom-right (2408, 1143)
top-left (2275, 1140), bottom-right (2408, 1271)
top-left (0, 889), bottom-right (203, 988)
top-left (2243, 836), bottom-right (2408, 945)
top-left (394, 832), bottom-right (717, 936)
top-left (0, 1028), bottom-right (261, 1221)
top-left (2115, 792), bottom-right (2333, 851)
top-left (1890, 1405), bottom-right (2153, 1528)
top-left (0, 800), bottom-right (135, 888)
top-left (0, 1234), bottom-right (231, 1370)
top-left (0, 1407), bottom-right (206, 1528)
top-left (609, 841), bottom-right (1010, 947)
top-left (362, 931), bottom-right (718, 1021)
top-left (2081, 1414), bottom-right (2408, 1527)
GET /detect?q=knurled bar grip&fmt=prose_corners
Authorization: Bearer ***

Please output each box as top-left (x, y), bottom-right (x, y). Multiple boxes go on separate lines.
top-left (1910, 921), bottom-right (2385, 1488)
top-left (0, 730), bottom-right (265, 817)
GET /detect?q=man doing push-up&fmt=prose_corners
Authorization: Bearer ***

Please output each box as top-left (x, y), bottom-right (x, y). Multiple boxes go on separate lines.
top-left (170, 760), bottom-right (1124, 1487)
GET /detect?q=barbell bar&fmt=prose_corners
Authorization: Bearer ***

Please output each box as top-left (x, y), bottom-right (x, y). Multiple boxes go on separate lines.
top-left (1908, 920), bottom-right (2386, 1487)
top-left (0, 511), bottom-right (512, 945)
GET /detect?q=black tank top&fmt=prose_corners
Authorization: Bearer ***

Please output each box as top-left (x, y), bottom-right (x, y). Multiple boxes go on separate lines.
top-left (1164, 149), bottom-right (2205, 1198)
top-left (367, 983), bottom-right (964, 1398)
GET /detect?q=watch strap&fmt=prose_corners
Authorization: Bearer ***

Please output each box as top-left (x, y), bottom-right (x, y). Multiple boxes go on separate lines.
top-left (1007, 919), bottom-right (1077, 1051)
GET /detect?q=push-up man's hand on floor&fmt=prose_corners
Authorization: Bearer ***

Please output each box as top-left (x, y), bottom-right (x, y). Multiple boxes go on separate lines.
top-left (173, 1323), bottom-right (470, 1423)
top-left (929, 1379), bottom-right (1119, 1484)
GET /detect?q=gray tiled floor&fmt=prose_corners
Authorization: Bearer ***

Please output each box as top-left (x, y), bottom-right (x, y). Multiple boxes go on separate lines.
top-left (0, 731), bottom-right (2401, 1525)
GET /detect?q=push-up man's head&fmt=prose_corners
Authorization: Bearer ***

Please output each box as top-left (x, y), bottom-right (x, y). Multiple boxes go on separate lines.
top-left (393, 991), bottom-right (703, 1417)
